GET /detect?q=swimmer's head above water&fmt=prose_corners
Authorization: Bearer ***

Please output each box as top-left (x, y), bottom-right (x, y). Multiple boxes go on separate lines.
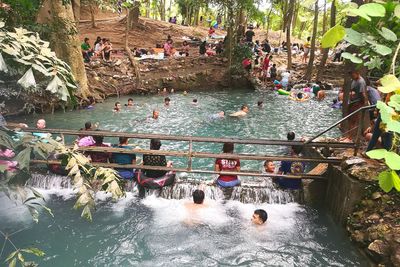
top-left (241, 105), bottom-right (249, 113)
top-left (193, 189), bottom-right (205, 204)
top-left (164, 97), bottom-right (170, 106)
top-left (152, 109), bottom-right (159, 119)
top-left (252, 209), bottom-right (268, 225)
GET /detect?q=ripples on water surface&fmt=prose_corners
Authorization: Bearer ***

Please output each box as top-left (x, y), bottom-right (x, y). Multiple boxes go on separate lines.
top-left (0, 89), bottom-right (366, 266)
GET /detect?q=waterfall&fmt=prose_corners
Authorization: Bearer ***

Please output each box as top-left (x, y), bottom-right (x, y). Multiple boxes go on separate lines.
top-left (27, 172), bottom-right (301, 204)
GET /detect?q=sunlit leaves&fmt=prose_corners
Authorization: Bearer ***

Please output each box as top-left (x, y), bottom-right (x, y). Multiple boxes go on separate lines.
top-left (364, 57), bottom-right (383, 70)
top-left (378, 27), bottom-right (397, 42)
top-left (367, 149), bottom-right (400, 170)
top-left (377, 170), bottom-right (400, 193)
top-left (378, 75), bottom-right (400, 94)
top-left (321, 24), bottom-right (346, 48)
top-left (376, 101), bottom-right (400, 133)
top-left (341, 52), bottom-right (363, 64)
top-left (6, 247), bottom-right (44, 267)
top-left (373, 44), bottom-right (392, 56)
top-left (344, 28), bottom-right (364, 46)
top-left (388, 95), bottom-right (400, 111)
top-left (359, 3), bottom-right (386, 17)
top-left (395, 5), bottom-right (400, 19)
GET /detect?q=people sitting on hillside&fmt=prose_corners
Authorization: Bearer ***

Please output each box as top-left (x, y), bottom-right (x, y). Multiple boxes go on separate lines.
top-left (206, 44), bottom-right (216, 56)
top-left (216, 41), bottom-right (224, 54)
top-left (180, 41), bottom-right (190, 57)
top-left (215, 142), bottom-right (241, 188)
top-left (94, 36), bottom-right (101, 48)
top-left (276, 145), bottom-right (304, 190)
top-left (143, 139), bottom-right (172, 178)
top-left (94, 38), bottom-right (105, 56)
top-left (208, 27), bottom-right (215, 37)
top-left (199, 41), bottom-right (206, 56)
top-left (171, 16), bottom-right (177, 24)
top-left (103, 39), bottom-right (113, 61)
top-left (111, 137), bottom-right (136, 179)
top-left (164, 39), bottom-right (174, 57)
top-left (87, 132), bottom-right (111, 163)
top-left (262, 40), bottom-right (271, 54)
top-left (81, 37), bottom-right (93, 63)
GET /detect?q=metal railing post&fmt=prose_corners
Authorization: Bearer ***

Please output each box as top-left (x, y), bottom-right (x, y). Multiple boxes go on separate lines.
top-left (187, 139), bottom-right (193, 171)
top-left (354, 109), bottom-right (365, 156)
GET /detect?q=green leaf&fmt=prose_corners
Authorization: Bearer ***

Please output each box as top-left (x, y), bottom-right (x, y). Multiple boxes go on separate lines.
top-left (359, 3), bottom-right (386, 17)
top-left (378, 170), bottom-right (394, 193)
top-left (374, 44), bottom-right (392, 56)
top-left (378, 75), bottom-right (400, 93)
top-left (6, 251), bottom-right (18, 263)
top-left (344, 28), bottom-right (365, 46)
top-left (379, 27), bottom-right (397, 42)
top-left (392, 172), bottom-right (400, 192)
top-left (14, 147), bottom-right (32, 171)
top-left (8, 257), bottom-right (16, 267)
top-left (387, 120), bottom-right (400, 133)
top-left (364, 57), bottom-right (383, 70)
top-left (348, 8), bottom-right (371, 21)
top-left (366, 149), bottom-right (387, 160)
top-left (81, 205), bottom-right (93, 222)
top-left (341, 52), bottom-right (363, 64)
top-left (388, 95), bottom-right (400, 111)
top-left (385, 151), bottom-right (400, 170)
top-left (20, 247), bottom-right (45, 257)
top-left (321, 24), bottom-right (346, 48)
top-left (395, 5), bottom-right (400, 19)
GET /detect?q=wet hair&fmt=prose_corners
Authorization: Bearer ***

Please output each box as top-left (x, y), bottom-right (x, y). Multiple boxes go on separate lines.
top-left (128, 98), bottom-right (133, 102)
top-left (164, 97), bottom-right (170, 102)
top-left (193, 189), bottom-right (205, 204)
top-left (264, 160), bottom-right (273, 167)
top-left (333, 99), bottom-right (338, 104)
top-left (119, 137), bottom-right (129, 144)
top-left (297, 92), bottom-right (303, 99)
top-left (254, 209), bottom-right (268, 223)
top-left (150, 138), bottom-right (161, 150)
top-left (257, 101), bottom-right (263, 106)
top-left (241, 104), bottom-right (248, 111)
top-left (84, 121), bottom-right (92, 130)
top-left (292, 145), bottom-right (303, 155)
top-left (222, 142), bottom-right (234, 153)
top-left (192, 99), bottom-right (198, 103)
top-left (93, 130), bottom-right (104, 144)
top-left (115, 102), bottom-right (120, 106)
top-left (287, 131), bottom-right (295, 141)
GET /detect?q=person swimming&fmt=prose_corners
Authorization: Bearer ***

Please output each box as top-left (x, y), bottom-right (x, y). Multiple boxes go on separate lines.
top-left (152, 109), bottom-right (160, 120)
top-left (210, 111), bottom-right (225, 120)
top-left (251, 209), bottom-right (268, 225)
top-left (290, 92), bottom-right (309, 101)
top-left (113, 102), bottom-right (121, 112)
top-left (164, 97), bottom-right (171, 107)
top-left (230, 105), bottom-right (249, 117)
top-left (125, 98), bottom-right (134, 107)
top-left (257, 101), bottom-right (263, 108)
top-left (192, 99), bottom-right (198, 105)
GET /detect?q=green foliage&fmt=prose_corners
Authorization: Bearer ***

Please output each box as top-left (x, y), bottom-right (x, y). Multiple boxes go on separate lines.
top-left (321, 24), bottom-right (346, 49)
top-left (0, 25), bottom-right (77, 105)
top-left (5, 247), bottom-right (45, 267)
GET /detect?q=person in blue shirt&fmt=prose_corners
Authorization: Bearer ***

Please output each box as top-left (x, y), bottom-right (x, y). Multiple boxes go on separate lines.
top-left (277, 145), bottom-right (304, 190)
top-left (111, 137), bottom-right (136, 179)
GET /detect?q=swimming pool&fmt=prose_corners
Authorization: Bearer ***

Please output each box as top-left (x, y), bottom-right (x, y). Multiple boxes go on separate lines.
top-left (0, 89), bottom-right (367, 266)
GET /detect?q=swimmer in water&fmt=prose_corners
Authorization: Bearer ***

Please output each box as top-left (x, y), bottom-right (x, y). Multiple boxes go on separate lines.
top-left (210, 111), bottom-right (225, 119)
top-left (164, 97), bottom-right (171, 107)
top-left (251, 209), bottom-right (268, 225)
top-left (170, 88), bottom-right (175, 93)
top-left (125, 98), bottom-right (134, 107)
top-left (152, 109), bottom-right (159, 120)
top-left (183, 90), bottom-right (188, 96)
top-left (264, 160), bottom-right (276, 174)
top-left (257, 101), bottom-right (263, 108)
top-left (185, 189), bottom-right (207, 211)
top-left (230, 105), bottom-right (249, 117)
top-left (290, 92), bottom-right (309, 101)
top-left (113, 102), bottom-right (121, 112)
top-left (192, 99), bottom-right (198, 105)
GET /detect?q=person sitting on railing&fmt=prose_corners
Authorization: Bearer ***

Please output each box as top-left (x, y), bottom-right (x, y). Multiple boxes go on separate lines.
top-left (214, 142), bottom-right (240, 188)
top-left (143, 139), bottom-right (173, 178)
top-left (111, 137), bottom-right (136, 179)
top-left (86, 132), bottom-right (111, 163)
top-left (276, 145), bottom-right (304, 190)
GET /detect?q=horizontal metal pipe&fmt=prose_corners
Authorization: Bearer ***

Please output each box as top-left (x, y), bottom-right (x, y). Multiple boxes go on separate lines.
top-left (19, 128), bottom-right (355, 148)
top-left (30, 159), bottom-right (327, 180)
top-left (76, 146), bottom-right (341, 163)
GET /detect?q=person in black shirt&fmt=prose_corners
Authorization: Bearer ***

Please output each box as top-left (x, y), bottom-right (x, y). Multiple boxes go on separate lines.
top-left (262, 40), bottom-right (271, 54)
top-left (245, 29), bottom-right (255, 43)
top-left (143, 139), bottom-right (172, 178)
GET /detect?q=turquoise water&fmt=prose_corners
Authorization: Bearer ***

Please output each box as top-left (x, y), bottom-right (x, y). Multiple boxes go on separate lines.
top-left (0, 89), bottom-right (367, 266)
top-left (15, 89), bottom-right (341, 174)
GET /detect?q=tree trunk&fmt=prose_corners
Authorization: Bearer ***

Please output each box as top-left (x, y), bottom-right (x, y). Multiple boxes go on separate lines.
top-left (43, 0), bottom-right (89, 99)
top-left (90, 2), bottom-right (96, 28)
top-left (316, 0), bottom-right (332, 81)
top-left (159, 0), bottom-right (166, 21)
top-left (292, 1), bottom-right (299, 34)
top-left (304, 0), bottom-right (319, 81)
top-left (125, 9), bottom-right (140, 88)
top-left (72, 0), bottom-right (81, 23)
top-left (265, 8), bottom-right (273, 39)
top-left (145, 0), bottom-right (150, 18)
top-left (286, 0), bottom-right (295, 70)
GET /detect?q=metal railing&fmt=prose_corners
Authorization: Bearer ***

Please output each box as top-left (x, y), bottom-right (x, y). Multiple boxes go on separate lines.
top-left (18, 127), bottom-right (354, 180)
top-left (305, 104), bottom-right (376, 156)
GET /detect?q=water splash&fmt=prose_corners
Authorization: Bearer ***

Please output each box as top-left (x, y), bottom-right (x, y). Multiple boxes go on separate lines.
top-left (27, 173), bottom-right (300, 204)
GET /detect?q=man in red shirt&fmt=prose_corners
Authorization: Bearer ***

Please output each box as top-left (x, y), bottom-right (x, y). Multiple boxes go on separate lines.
top-left (215, 142), bottom-right (240, 187)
